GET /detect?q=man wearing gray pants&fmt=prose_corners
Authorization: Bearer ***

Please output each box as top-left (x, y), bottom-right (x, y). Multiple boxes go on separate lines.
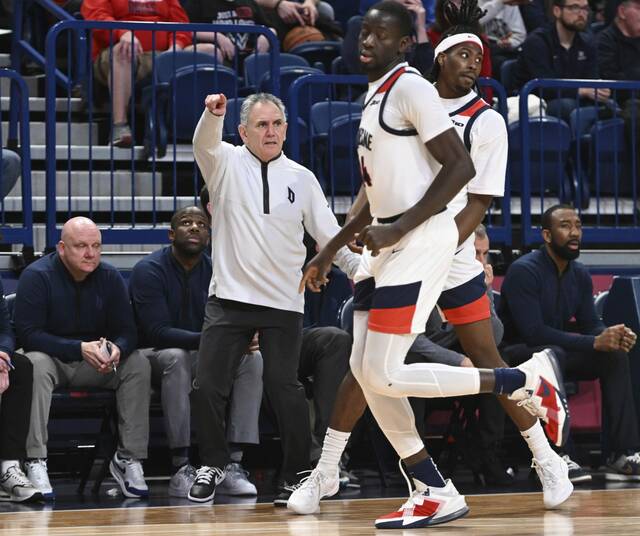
top-left (129, 206), bottom-right (263, 498)
top-left (14, 217), bottom-right (151, 500)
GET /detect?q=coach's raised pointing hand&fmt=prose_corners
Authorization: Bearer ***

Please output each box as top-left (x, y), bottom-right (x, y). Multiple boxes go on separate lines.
top-left (205, 93), bottom-right (227, 116)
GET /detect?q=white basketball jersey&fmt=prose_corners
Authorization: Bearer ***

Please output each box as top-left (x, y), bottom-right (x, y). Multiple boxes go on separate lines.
top-left (357, 63), bottom-right (453, 219)
top-left (440, 91), bottom-right (507, 217)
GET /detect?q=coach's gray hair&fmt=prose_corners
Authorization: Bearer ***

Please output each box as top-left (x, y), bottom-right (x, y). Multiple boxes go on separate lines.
top-left (240, 93), bottom-right (287, 125)
top-left (474, 223), bottom-right (488, 239)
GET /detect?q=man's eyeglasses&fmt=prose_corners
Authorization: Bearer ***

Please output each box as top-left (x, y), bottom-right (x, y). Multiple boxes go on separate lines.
top-left (561, 4), bottom-right (591, 13)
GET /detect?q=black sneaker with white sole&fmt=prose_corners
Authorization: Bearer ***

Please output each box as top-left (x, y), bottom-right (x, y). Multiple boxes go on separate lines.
top-left (187, 466), bottom-right (225, 502)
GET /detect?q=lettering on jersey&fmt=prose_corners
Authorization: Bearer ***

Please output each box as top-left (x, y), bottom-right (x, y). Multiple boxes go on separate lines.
top-left (369, 99), bottom-right (381, 107)
top-left (357, 128), bottom-right (373, 151)
top-left (287, 187), bottom-right (295, 204)
top-left (451, 119), bottom-right (464, 128)
top-left (360, 156), bottom-right (372, 187)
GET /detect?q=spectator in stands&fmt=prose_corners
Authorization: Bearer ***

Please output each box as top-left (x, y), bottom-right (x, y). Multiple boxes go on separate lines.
top-left (255, 0), bottom-right (342, 51)
top-left (0, 149), bottom-right (20, 201)
top-left (184, 0), bottom-right (275, 63)
top-left (429, 0), bottom-right (494, 79)
top-left (597, 0), bottom-right (640, 177)
top-left (188, 92), bottom-right (359, 505)
top-left (129, 206), bottom-right (263, 498)
top-left (80, 0), bottom-right (192, 147)
top-left (518, 0), bottom-right (549, 33)
top-left (342, 0), bottom-right (435, 75)
top-left (0, 277), bottom-right (42, 503)
top-left (14, 217), bottom-right (152, 500)
top-left (513, 0), bottom-right (610, 122)
top-left (478, 0), bottom-right (527, 79)
top-left (499, 204), bottom-right (640, 480)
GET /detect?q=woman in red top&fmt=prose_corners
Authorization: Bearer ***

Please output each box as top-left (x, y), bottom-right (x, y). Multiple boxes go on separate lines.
top-left (81, 0), bottom-right (192, 147)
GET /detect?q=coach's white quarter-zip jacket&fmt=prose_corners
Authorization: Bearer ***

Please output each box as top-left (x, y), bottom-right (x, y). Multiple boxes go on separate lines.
top-left (193, 109), bottom-right (359, 313)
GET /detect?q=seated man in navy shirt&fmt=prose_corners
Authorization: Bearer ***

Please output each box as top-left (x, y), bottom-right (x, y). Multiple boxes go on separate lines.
top-left (0, 276), bottom-right (42, 503)
top-left (499, 204), bottom-right (640, 480)
top-left (129, 206), bottom-right (263, 498)
top-left (513, 0), bottom-right (610, 121)
top-left (14, 217), bottom-right (151, 500)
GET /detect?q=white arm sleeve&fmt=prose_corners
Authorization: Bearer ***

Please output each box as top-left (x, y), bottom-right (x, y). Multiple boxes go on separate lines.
top-left (333, 247), bottom-right (361, 280)
top-left (505, 6), bottom-right (527, 47)
top-left (468, 111), bottom-right (508, 197)
top-left (192, 110), bottom-right (232, 192)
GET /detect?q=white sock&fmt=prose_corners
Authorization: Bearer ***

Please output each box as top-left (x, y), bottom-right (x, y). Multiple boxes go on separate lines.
top-left (0, 460), bottom-right (19, 473)
top-left (317, 428), bottom-right (350, 474)
top-left (521, 421), bottom-right (554, 462)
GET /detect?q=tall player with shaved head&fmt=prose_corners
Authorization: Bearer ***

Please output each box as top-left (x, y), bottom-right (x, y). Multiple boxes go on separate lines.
top-left (293, 0), bottom-right (572, 528)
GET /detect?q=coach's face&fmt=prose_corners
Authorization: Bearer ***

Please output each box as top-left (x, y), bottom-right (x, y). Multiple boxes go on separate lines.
top-left (239, 101), bottom-right (287, 162)
top-left (359, 9), bottom-right (411, 80)
top-left (543, 208), bottom-right (582, 261)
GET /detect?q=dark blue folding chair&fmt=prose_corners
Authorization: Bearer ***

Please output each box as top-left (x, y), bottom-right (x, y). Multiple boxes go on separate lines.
top-left (223, 97), bottom-right (244, 145)
top-left (310, 101), bottom-right (362, 137)
top-left (508, 116), bottom-right (574, 203)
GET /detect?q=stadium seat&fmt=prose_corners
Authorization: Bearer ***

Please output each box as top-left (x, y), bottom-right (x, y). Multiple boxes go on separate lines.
top-left (243, 52), bottom-right (309, 91)
top-left (586, 118), bottom-right (632, 196)
top-left (223, 97), bottom-right (244, 145)
top-left (508, 116), bottom-right (574, 203)
top-left (310, 101), bottom-right (362, 137)
top-left (315, 113), bottom-right (362, 195)
top-left (337, 295), bottom-right (354, 336)
top-left (146, 65), bottom-right (238, 157)
top-left (594, 290), bottom-right (609, 320)
top-left (500, 59), bottom-right (518, 95)
top-left (288, 41), bottom-right (341, 73)
top-left (258, 66), bottom-right (328, 123)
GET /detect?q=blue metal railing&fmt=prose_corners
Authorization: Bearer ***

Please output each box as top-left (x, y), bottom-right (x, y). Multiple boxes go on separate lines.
top-left (0, 70), bottom-right (34, 251)
top-left (478, 77), bottom-right (511, 247)
top-left (519, 78), bottom-right (640, 247)
top-left (43, 20), bottom-right (280, 249)
top-left (288, 73), bottom-right (367, 211)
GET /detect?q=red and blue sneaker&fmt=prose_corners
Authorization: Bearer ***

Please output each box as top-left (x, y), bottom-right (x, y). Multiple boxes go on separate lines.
top-left (509, 348), bottom-right (570, 447)
top-left (374, 479), bottom-right (469, 529)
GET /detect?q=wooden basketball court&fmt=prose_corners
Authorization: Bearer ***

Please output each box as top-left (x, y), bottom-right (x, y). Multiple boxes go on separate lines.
top-left (1, 488), bottom-right (639, 535)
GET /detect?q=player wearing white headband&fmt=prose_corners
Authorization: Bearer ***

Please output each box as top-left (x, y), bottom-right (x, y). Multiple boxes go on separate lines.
top-left (289, 0), bottom-right (572, 529)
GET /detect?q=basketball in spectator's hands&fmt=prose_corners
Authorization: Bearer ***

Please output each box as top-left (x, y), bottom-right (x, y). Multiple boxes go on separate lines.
top-left (282, 25), bottom-right (324, 52)
top-left (205, 93), bottom-right (227, 116)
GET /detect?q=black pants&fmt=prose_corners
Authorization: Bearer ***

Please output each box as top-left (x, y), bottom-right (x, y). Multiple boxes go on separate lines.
top-left (299, 327), bottom-right (351, 451)
top-left (0, 353), bottom-right (33, 460)
top-left (501, 343), bottom-right (640, 454)
top-left (192, 296), bottom-right (309, 483)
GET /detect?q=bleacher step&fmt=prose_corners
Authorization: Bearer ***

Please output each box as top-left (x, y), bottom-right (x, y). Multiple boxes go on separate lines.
top-left (0, 74), bottom-right (43, 97)
top-left (2, 120), bottom-right (97, 145)
top-left (29, 144), bottom-right (196, 162)
top-left (8, 170), bottom-right (161, 197)
top-left (0, 96), bottom-right (83, 113)
top-left (1, 195), bottom-right (197, 212)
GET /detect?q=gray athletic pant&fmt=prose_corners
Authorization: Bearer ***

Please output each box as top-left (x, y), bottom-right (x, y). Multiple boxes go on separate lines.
top-left (24, 351), bottom-right (151, 460)
top-left (135, 347), bottom-right (263, 449)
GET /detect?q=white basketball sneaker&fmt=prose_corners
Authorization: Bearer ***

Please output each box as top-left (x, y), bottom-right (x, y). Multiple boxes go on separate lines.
top-left (287, 467), bottom-right (340, 514)
top-left (509, 348), bottom-right (570, 447)
top-left (374, 479), bottom-right (469, 529)
top-left (531, 452), bottom-right (573, 509)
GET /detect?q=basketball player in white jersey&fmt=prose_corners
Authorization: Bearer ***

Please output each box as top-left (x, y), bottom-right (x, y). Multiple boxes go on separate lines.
top-left (291, 1), bottom-right (572, 529)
